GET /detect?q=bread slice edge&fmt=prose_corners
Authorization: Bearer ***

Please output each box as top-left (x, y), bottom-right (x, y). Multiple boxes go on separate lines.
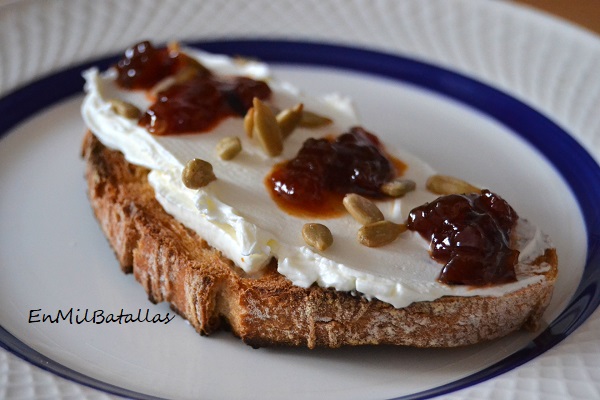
top-left (82, 130), bottom-right (558, 348)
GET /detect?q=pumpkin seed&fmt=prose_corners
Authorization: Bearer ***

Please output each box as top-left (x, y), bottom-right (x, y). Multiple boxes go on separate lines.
top-left (150, 76), bottom-right (177, 96)
top-left (149, 42), bottom-right (210, 96)
top-left (302, 223), bottom-right (333, 251)
top-left (244, 107), bottom-right (255, 137)
top-left (216, 136), bottom-right (242, 160)
top-left (426, 174), bottom-right (480, 195)
top-left (183, 57), bottom-right (211, 77)
top-left (167, 41), bottom-right (210, 73)
top-left (299, 110), bottom-right (333, 128)
top-left (276, 103), bottom-right (304, 138)
top-left (357, 221), bottom-right (406, 247)
top-left (181, 158), bottom-right (216, 189)
top-left (167, 41), bottom-right (181, 54)
top-left (381, 178), bottom-right (416, 197)
top-left (252, 97), bottom-right (283, 157)
top-left (176, 65), bottom-right (202, 82)
top-left (343, 194), bottom-right (384, 225)
top-left (150, 64), bottom-right (207, 96)
top-left (109, 99), bottom-right (141, 119)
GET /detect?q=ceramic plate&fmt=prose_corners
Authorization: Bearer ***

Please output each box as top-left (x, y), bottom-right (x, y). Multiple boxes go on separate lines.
top-left (1, 1), bottom-right (600, 399)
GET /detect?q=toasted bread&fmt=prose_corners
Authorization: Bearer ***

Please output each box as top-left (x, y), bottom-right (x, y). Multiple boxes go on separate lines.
top-left (82, 131), bottom-right (557, 348)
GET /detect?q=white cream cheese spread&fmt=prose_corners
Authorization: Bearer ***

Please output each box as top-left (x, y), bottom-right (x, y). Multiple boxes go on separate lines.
top-left (81, 47), bottom-right (552, 308)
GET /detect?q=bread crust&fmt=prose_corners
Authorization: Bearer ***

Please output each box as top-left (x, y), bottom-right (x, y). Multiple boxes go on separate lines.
top-left (82, 131), bottom-right (557, 348)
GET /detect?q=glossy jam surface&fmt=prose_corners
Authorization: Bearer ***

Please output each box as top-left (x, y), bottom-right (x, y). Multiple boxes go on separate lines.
top-left (407, 190), bottom-right (519, 286)
top-left (114, 41), bottom-right (271, 135)
top-left (115, 41), bottom-right (190, 89)
top-left (267, 127), bottom-right (402, 217)
top-left (139, 76), bottom-right (270, 135)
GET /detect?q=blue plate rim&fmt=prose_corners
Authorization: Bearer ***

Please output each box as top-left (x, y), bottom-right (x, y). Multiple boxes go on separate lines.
top-left (1, 39), bottom-right (599, 400)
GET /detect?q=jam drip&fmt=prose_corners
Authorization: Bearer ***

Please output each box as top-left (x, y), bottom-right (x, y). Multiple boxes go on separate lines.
top-left (114, 41), bottom-right (271, 135)
top-left (407, 190), bottom-right (519, 286)
top-left (267, 127), bottom-right (397, 217)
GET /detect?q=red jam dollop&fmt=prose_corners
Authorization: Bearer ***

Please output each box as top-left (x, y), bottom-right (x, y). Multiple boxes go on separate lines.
top-left (406, 190), bottom-right (519, 286)
top-left (115, 41), bottom-right (191, 89)
top-left (114, 41), bottom-right (271, 135)
top-left (139, 76), bottom-right (270, 134)
top-left (267, 126), bottom-right (404, 218)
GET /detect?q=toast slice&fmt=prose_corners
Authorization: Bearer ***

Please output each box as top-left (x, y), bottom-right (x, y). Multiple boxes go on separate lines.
top-left (82, 130), bottom-right (558, 348)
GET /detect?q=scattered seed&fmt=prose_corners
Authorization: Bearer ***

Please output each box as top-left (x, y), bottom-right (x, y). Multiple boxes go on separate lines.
top-left (244, 107), bottom-right (255, 137)
top-left (302, 223), bottom-right (333, 251)
top-left (149, 43), bottom-right (211, 96)
top-left (216, 136), bottom-right (242, 160)
top-left (167, 41), bottom-right (181, 54)
top-left (357, 221), bottom-right (406, 247)
top-left (183, 57), bottom-right (211, 76)
top-left (181, 158), bottom-right (216, 189)
top-left (167, 40), bottom-right (210, 72)
top-left (150, 64), bottom-right (208, 96)
top-left (252, 97), bottom-right (283, 157)
top-left (426, 174), bottom-right (480, 195)
top-left (276, 103), bottom-right (304, 138)
top-left (109, 99), bottom-right (141, 119)
top-left (299, 110), bottom-right (333, 128)
top-left (343, 194), bottom-right (384, 225)
top-left (150, 76), bottom-right (177, 96)
top-left (381, 178), bottom-right (416, 197)
top-left (176, 65), bottom-right (202, 82)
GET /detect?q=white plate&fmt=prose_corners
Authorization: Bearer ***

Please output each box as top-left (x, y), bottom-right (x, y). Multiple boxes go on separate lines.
top-left (1, 1), bottom-right (600, 399)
